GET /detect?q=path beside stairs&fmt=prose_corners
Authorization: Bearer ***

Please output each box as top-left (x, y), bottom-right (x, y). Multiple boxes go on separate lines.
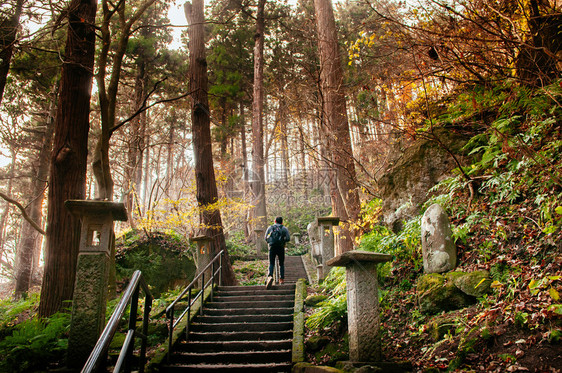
top-left (161, 255), bottom-right (308, 372)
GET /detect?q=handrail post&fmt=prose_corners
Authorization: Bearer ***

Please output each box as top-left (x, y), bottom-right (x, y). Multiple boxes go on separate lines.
top-left (200, 272), bottom-right (205, 316)
top-left (139, 289), bottom-right (151, 373)
top-left (125, 287), bottom-right (140, 373)
top-left (167, 306), bottom-right (174, 364)
top-left (219, 251), bottom-right (223, 287)
top-left (211, 261), bottom-right (215, 302)
top-left (186, 290), bottom-right (191, 341)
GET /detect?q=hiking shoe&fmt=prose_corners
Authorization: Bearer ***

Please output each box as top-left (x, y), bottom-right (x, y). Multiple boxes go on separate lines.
top-left (266, 276), bottom-right (273, 289)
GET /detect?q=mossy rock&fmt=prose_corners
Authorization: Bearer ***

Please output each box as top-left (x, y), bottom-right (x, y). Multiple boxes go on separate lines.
top-left (306, 335), bottom-right (331, 352)
top-left (306, 294), bottom-right (329, 307)
top-left (417, 273), bottom-right (476, 314)
top-left (448, 270), bottom-right (492, 297)
top-left (292, 362), bottom-right (343, 372)
top-left (116, 231), bottom-right (196, 297)
top-left (315, 335), bottom-right (349, 365)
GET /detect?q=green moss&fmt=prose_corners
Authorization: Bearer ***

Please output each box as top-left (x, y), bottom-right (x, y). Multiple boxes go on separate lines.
top-left (417, 274), bottom-right (476, 314)
top-left (427, 314), bottom-right (458, 341)
top-left (448, 270), bottom-right (492, 297)
top-left (305, 294), bottom-right (329, 307)
top-left (116, 231), bottom-right (196, 297)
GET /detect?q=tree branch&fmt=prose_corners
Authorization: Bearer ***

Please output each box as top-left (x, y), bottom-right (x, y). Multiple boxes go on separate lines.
top-left (0, 192), bottom-right (46, 235)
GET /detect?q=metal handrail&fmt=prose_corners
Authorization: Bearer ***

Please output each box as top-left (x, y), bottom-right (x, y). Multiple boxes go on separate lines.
top-left (82, 270), bottom-right (153, 373)
top-left (165, 250), bottom-right (224, 361)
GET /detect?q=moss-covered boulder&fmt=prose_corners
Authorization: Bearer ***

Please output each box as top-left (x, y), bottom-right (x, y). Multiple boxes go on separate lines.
top-left (417, 273), bottom-right (476, 314)
top-left (305, 294), bottom-right (329, 307)
top-left (115, 230), bottom-right (196, 297)
top-left (292, 362), bottom-right (343, 373)
top-left (450, 270), bottom-right (492, 297)
top-left (306, 335), bottom-right (331, 352)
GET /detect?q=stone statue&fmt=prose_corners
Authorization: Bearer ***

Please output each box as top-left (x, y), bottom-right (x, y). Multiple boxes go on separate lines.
top-left (307, 221), bottom-right (322, 264)
top-left (421, 203), bottom-right (457, 273)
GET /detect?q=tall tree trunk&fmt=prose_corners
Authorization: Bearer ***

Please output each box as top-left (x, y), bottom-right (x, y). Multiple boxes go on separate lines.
top-left (0, 150), bottom-right (17, 261)
top-left (240, 103), bottom-right (251, 239)
top-left (0, 0), bottom-right (24, 103)
top-left (126, 57), bottom-right (147, 226)
top-left (94, 0), bottom-right (157, 201)
top-left (166, 109), bottom-right (177, 182)
top-left (14, 98), bottom-right (55, 299)
top-left (313, 0), bottom-right (360, 252)
top-left (279, 100), bottom-right (289, 186)
top-left (185, 0), bottom-right (236, 286)
top-left (250, 0), bottom-right (267, 231)
top-left (39, 0), bottom-right (97, 317)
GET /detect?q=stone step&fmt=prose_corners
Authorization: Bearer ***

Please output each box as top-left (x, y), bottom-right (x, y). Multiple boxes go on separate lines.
top-left (202, 307), bottom-right (294, 316)
top-left (187, 330), bottom-right (293, 341)
top-left (195, 313), bottom-right (293, 324)
top-left (217, 284), bottom-right (295, 292)
top-left (170, 349), bottom-right (291, 365)
top-left (174, 339), bottom-right (292, 353)
top-left (215, 288), bottom-right (295, 296)
top-left (161, 362), bottom-right (292, 372)
top-left (160, 257), bottom-right (306, 372)
top-left (205, 300), bottom-right (294, 309)
top-left (190, 321), bottom-right (293, 333)
top-left (211, 294), bottom-right (294, 302)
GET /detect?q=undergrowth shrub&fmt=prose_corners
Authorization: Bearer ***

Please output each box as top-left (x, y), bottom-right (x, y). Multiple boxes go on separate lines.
top-left (0, 293), bottom-right (39, 332)
top-left (225, 231), bottom-right (254, 259)
top-left (306, 267), bottom-right (347, 331)
top-left (0, 312), bottom-right (70, 373)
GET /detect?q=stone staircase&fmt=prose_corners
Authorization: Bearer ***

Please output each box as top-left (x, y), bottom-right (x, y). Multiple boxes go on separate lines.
top-left (160, 255), bottom-right (308, 372)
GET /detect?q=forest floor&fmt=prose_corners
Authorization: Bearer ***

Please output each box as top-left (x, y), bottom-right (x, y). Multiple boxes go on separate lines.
top-left (303, 233), bottom-right (562, 372)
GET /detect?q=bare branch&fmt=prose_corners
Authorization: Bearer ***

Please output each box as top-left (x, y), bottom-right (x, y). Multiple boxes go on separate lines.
top-left (0, 192), bottom-right (45, 235)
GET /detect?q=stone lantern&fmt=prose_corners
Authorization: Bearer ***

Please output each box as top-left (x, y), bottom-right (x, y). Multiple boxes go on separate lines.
top-left (254, 228), bottom-right (266, 258)
top-left (64, 200), bottom-right (128, 369)
top-left (316, 216), bottom-right (340, 280)
top-left (327, 250), bottom-right (392, 363)
top-left (190, 235), bottom-right (214, 288)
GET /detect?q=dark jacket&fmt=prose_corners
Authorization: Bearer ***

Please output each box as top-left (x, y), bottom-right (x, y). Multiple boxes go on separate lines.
top-left (264, 223), bottom-right (290, 248)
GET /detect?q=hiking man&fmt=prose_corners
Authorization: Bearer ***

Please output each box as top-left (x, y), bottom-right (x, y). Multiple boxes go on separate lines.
top-left (264, 216), bottom-right (291, 288)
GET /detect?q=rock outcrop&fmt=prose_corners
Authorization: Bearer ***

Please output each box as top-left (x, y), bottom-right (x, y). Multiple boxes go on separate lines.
top-left (378, 128), bottom-right (471, 231)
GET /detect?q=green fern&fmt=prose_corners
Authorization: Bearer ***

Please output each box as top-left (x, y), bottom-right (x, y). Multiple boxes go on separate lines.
top-left (0, 312), bottom-right (70, 372)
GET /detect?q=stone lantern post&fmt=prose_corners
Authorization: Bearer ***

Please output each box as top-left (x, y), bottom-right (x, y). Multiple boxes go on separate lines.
top-left (64, 200), bottom-right (127, 369)
top-left (190, 235), bottom-right (214, 288)
top-left (316, 216), bottom-right (339, 280)
top-left (327, 250), bottom-right (392, 362)
top-left (254, 228), bottom-right (266, 258)
top-left (292, 232), bottom-right (301, 245)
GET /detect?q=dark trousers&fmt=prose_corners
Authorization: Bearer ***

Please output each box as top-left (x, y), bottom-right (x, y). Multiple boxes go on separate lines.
top-left (268, 245), bottom-right (285, 279)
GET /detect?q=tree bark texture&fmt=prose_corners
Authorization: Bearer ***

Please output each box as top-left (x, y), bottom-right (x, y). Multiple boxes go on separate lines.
top-left (39, 0), bottom-right (97, 317)
top-left (185, 0), bottom-right (237, 286)
top-left (250, 0), bottom-right (268, 231)
top-left (313, 0), bottom-right (361, 252)
top-left (126, 57), bottom-right (148, 225)
top-left (14, 99), bottom-right (55, 298)
top-left (0, 0), bottom-right (24, 103)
